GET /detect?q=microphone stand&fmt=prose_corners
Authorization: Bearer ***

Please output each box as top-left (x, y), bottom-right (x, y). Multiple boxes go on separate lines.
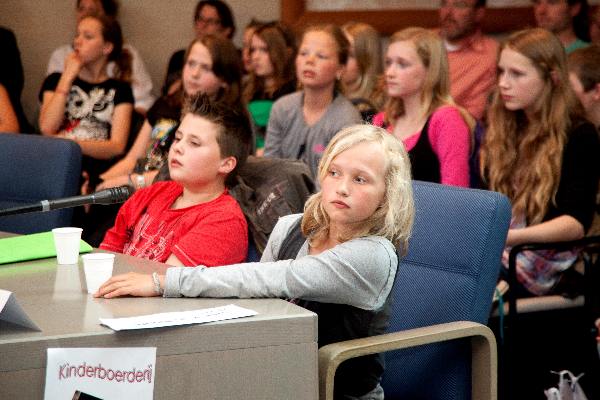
top-left (0, 187), bottom-right (131, 218)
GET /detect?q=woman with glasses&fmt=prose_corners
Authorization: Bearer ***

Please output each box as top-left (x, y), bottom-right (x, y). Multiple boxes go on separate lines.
top-left (162, 0), bottom-right (236, 96)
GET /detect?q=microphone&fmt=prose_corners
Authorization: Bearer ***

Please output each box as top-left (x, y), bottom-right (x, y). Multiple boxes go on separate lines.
top-left (0, 186), bottom-right (131, 217)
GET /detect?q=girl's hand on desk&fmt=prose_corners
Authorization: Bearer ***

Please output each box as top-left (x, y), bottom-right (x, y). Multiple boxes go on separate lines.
top-left (94, 272), bottom-right (159, 298)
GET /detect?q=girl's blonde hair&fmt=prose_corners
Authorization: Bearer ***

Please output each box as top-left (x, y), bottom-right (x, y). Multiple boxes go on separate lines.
top-left (481, 28), bottom-right (581, 224)
top-left (383, 27), bottom-right (474, 132)
top-left (341, 22), bottom-right (382, 106)
top-left (301, 124), bottom-right (415, 252)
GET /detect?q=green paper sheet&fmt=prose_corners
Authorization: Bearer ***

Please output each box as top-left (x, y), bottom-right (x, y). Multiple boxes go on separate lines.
top-left (0, 232), bottom-right (93, 264)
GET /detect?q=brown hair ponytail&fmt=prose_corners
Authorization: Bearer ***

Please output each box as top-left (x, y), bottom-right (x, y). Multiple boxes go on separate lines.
top-left (96, 15), bottom-right (132, 83)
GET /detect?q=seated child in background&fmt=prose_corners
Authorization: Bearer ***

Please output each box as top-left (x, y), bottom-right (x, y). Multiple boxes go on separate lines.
top-left (373, 27), bottom-right (474, 187)
top-left (243, 21), bottom-right (297, 155)
top-left (264, 23), bottom-right (362, 180)
top-left (567, 45), bottom-right (600, 237)
top-left (341, 21), bottom-right (384, 123)
top-left (241, 18), bottom-right (264, 76)
top-left (568, 44), bottom-right (600, 129)
top-left (96, 123), bottom-right (416, 399)
top-left (97, 34), bottom-right (244, 192)
top-left (481, 29), bottom-right (599, 297)
top-left (47, 0), bottom-right (155, 115)
top-left (100, 94), bottom-right (251, 267)
top-left (38, 15), bottom-right (133, 190)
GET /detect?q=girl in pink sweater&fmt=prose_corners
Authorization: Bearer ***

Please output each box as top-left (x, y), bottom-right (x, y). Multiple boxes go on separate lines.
top-left (373, 27), bottom-right (474, 187)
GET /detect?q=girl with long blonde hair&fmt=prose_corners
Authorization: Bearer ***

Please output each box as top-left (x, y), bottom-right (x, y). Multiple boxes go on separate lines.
top-left (373, 27), bottom-right (474, 187)
top-left (481, 28), bottom-right (599, 296)
top-left (96, 124), bottom-right (415, 399)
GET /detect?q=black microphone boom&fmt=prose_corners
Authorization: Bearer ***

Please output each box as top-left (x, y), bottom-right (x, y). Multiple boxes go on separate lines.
top-left (0, 186), bottom-right (131, 217)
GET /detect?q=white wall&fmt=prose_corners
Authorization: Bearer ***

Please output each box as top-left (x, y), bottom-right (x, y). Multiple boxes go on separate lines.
top-left (0, 0), bottom-right (279, 130)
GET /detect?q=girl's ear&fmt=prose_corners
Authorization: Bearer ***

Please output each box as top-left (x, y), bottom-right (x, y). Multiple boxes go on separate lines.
top-left (218, 156), bottom-right (237, 175)
top-left (102, 42), bottom-right (114, 57)
top-left (592, 83), bottom-right (600, 102)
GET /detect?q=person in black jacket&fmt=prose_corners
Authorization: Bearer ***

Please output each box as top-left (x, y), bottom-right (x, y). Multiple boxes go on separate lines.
top-left (0, 27), bottom-right (31, 132)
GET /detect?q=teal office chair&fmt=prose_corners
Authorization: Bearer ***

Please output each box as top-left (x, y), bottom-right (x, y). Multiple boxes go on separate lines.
top-left (319, 181), bottom-right (511, 400)
top-left (0, 134), bottom-right (81, 234)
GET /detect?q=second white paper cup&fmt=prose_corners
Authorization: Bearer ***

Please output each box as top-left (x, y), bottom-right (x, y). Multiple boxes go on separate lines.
top-left (82, 253), bottom-right (115, 294)
top-left (52, 227), bottom-right (83, 265)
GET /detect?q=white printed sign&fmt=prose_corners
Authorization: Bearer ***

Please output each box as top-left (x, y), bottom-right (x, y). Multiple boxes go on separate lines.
top-left (44, 348), bottom-right (156, 400)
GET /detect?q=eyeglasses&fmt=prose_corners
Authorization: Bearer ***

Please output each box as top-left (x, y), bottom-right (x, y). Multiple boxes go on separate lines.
top-left (196, 16), bottom-right (221, 26)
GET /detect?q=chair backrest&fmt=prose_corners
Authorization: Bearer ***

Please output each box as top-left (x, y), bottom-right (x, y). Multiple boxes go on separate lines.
top-left (381, 181), bottom-right (511, 399)
top-left (0, 134), bottom-right (82, 234)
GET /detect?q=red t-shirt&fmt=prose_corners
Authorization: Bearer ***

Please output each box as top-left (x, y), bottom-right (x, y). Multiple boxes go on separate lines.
top-left (100, 181), bottom-right (248, 267)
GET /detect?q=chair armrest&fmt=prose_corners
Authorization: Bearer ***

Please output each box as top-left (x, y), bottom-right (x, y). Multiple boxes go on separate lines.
top-left (507, 235), bottom-right (600, 313)
top-left (508, 236), bottom-right (600, 288)
top-left (318, 320), bottom-right (497, 400)
top-left (508, 235), bottom-right (600, 262)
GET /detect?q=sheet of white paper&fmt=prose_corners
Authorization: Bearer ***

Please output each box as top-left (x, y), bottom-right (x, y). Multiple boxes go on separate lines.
top-left (100, 304), bottom-right (258, 331)
top-left (0, 289), bottom-right (41, 331)
top-left (45, 347), bottom-right (156, 400)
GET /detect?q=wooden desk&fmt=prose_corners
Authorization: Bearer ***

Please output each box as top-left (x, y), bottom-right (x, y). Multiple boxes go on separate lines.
top-left (0, 252), bottom-right (318, 399)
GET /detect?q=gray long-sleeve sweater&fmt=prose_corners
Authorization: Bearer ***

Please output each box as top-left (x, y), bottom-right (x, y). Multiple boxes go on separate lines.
top-left (164, 214), bottom-right (398, 312)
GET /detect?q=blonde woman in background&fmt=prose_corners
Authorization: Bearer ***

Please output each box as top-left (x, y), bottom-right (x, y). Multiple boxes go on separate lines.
top-left (341, 22), bottom-right (383, 122)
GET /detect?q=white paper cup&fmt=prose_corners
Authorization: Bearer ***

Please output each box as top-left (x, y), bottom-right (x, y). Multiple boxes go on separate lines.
top-left (82, 253), bottom-right (115, 294)
top-left (52, 227), bottom-right (83, 265)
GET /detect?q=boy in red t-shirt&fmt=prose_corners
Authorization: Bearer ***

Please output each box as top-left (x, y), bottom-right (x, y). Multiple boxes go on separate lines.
top-left (100, 94), bottom-right (251, 267)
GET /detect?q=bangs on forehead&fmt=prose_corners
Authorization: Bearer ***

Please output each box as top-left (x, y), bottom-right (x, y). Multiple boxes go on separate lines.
top-left (319, 137), bottom-right (388, 182)
top-left (301, 24), bottom-right (349, 64)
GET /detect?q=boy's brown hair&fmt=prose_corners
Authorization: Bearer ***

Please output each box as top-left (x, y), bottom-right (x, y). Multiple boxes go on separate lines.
top-left (568, 44), bottom-right (600, 91)
top-left (182, 93), bottom-right (252, 184)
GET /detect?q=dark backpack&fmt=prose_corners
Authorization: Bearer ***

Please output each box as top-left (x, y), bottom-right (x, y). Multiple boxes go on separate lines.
top-left (229, 156), bottom-right (316, 254)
